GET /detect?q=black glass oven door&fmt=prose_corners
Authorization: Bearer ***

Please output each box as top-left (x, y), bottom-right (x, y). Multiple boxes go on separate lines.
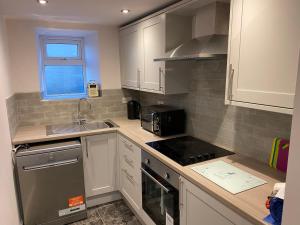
top-left (141, 165), bottom-right (179, 225)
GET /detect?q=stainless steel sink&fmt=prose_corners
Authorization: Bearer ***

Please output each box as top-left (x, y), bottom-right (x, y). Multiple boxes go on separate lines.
top-left (46, 120), bottom-right (117, 136)
top-left (46, 124), bottom-right (82, 135)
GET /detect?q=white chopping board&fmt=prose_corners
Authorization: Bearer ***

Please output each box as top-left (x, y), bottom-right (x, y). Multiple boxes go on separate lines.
top-left (192, 161), bottom-right (267, 194)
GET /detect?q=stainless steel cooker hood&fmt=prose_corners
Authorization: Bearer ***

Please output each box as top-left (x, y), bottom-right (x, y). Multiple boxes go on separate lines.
top-left (154, 34), bottom-right (228, 61)
top-left (155, 2), bottom-right (230, 62)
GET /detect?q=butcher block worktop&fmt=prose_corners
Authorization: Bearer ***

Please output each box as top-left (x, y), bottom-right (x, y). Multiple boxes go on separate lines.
top-left (12, 117), bottom-right (285, 225)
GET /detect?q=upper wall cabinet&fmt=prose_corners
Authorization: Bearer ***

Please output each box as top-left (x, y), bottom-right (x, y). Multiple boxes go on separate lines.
top-left (120, 24), bottom-right (143, 90)
top-left (140, 15), bottom-right (165, 92)
top-left (225, 0), bottom-right (300, 114)
top-left (120, 14), bottom-right (192, 94)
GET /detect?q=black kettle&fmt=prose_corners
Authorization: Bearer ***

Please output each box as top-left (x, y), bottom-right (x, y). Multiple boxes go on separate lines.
top-left (127, 100), bottom-right (140, 120)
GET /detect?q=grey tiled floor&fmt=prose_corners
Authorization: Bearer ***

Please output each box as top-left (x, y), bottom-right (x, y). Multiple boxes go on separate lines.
top-left (70, 200), bottom-right (142, 225)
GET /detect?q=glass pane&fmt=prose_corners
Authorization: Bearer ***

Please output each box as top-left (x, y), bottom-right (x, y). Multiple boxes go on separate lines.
top-left (46, 43), bottom-right (79, 58)
top-left (44, 65), bottom-right (85, 96)
top-left (142, 167), bottom-right (179, 225)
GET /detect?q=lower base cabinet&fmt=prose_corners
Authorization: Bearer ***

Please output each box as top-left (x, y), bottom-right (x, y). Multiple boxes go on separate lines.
top-left (118, 135), bottom-right (142, 214)
top-left (82, 133), bottom-right (118, 198)
top-left (180, 177), bottom-right (254, 225)
top-left (82, 133), bottom-right (256, 225)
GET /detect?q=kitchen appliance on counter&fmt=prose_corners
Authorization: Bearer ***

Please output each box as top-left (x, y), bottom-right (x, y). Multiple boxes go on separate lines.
top-left (141, 105), bottom-right (185, 136)
top-left (141, 150), bottom-right (180, 225)
top-left (14, 139), bottom-right (87, 225)
top-left (87, 81), bottom-right (100, 97)
top-left (146, 136), bottom-right (234, 166)
top-left (127, 100), bottom-right (141, 120)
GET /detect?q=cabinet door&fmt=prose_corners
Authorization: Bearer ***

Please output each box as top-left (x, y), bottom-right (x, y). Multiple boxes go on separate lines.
top-left (227, 0), bottom-right (300, 111)
top-left (180, 177), bottom-right (253, 225)
top-left (141, 15), bottom-right (165, 93)
top-left (83, 133), bottom-right (117, 198)
top-left (120, 25), bottom-right (142, 89)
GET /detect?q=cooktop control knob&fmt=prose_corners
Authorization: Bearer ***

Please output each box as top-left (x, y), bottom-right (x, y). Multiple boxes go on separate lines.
top-left (197, 155), bottom-right (204, 162)
top-left (164, 172), bottom-right (170, 179)
top-left (188, 156), bottom-right (197, 164)
top-left (144, 159), bottom-right (150, 165)
top-left (203, 153), bottom-right (210, 160)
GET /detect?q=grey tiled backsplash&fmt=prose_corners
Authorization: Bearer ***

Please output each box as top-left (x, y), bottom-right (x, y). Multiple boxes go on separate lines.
top-left (6, 94), bottom-right (18, 137)
top-left (139, 59), bottom-right (292, 163)
top-left (6, 60), bottom-right (292, 163)
top-left (6, 89), bottom-right (138, 135)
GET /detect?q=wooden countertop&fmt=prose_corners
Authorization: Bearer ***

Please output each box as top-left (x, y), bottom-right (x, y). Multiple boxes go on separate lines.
top-left (12, 117), bottom-right (285, 225)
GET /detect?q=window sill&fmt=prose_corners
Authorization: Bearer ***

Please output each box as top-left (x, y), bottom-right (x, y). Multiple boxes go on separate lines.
top-left (40, 96), bottom-right (103, 102)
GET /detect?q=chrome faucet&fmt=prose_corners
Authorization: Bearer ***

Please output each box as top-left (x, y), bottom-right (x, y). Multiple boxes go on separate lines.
top-left (75, 98), bottom-right (91, 125)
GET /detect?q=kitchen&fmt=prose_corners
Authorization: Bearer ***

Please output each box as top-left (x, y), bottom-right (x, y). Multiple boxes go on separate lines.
top-left (0, 0), bottom-right (299, 225)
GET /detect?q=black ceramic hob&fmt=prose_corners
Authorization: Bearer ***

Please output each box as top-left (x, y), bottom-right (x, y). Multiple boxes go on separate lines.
top-left (146, 136), bottom-right (234, 166)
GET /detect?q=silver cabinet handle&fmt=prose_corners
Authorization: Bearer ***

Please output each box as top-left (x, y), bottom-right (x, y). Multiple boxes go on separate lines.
top-left (137, 69), bottom-right (141, 89)
top-left (122, 169), bottom-right (135, 184)
top-left (141, 167), bottom-right (170, 193)
top-left (122, 140), bottom-right (134, 152)
top-left (159, 67), bottom-right (164, 92)
top-left (227, 64), bottom-right (235, 101)
top-left (24, 158), bottom-right (78, 171)
top-left (124, 155), bottom-right (134, 168)
top-left (84, 137), bottom-right (89, 158)
top-left (179, 177), bottom-right (184, 211)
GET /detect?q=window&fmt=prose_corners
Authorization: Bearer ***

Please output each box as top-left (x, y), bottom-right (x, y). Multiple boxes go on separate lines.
top-left (39, 36), bottom-right (87, 100)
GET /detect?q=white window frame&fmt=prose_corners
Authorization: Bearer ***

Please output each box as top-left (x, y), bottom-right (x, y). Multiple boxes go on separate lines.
top-left (39, 36), bottom-right (87, 100)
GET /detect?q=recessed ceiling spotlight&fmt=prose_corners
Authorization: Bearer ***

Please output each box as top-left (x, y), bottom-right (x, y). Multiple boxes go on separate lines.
top-left (121, 9), bottom-right (130, 14)
top-left (37, 0), bottom-right (48, 5)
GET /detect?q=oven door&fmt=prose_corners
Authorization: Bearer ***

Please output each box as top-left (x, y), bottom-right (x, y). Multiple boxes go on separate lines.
top-left (141, 164), bottom-right (179, 225)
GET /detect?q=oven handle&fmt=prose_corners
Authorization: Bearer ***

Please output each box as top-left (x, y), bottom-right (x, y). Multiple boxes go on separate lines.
top-left (141, 168), bottom-right (170, 193)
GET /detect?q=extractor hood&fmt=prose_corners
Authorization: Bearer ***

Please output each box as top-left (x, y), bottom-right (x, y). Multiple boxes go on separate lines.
top-left (154, 34), bottom-right (228, 61)
top-left (155, 2), bottom-right (230, 62)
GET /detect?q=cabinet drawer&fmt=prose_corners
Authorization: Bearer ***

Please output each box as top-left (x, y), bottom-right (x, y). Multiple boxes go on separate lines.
top-left (119, 136), bottom-right (140, 170)
top-left (120, 155), bottom-right (140, 182)
top-left (119, 135), bottom-right (140, 157)
top-left (120, 152), bottom-right (138, 175)
top-left (120, 168), bottom-right (141, 210)
top-left (121, 168), bottom-right (138, 187)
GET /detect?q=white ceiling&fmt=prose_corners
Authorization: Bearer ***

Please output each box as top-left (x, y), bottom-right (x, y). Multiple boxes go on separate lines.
top-left (0, 0), bottom-right (179, 26)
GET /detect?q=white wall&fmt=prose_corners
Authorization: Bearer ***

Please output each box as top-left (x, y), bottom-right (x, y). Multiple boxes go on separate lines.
top-left (6, 19), bottom-right (122, 93)
top-left (282, 51), bottom-right (300, 225)
top-left (0, 17), bottom-right (20, 225)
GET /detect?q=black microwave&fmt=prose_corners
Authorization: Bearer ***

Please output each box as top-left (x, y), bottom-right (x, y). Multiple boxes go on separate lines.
top-left (141, 105), bottom-right (186, 137)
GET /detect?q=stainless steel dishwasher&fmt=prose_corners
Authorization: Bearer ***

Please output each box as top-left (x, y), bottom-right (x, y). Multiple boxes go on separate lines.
top-left (14, 139), bottom-right (87, 225)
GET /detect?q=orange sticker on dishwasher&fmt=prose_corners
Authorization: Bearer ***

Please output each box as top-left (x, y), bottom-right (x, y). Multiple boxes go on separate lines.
top-left (68, 195), bottom-right (84, 207)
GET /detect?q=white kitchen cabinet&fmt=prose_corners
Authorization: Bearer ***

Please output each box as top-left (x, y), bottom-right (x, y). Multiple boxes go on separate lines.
top-left (119, 14), bottom-right (192, 94)
top-left (82, 133), bottom-right (118, 198)
top-left (119, 24), bottom-right (143, 90)
top-left (118, 135), bottom-right (142, 214)
top-left (140, 15), bottom-right (165, 92)
top-left (180, 177), bottom-right (253, 225)
top-left (225, 0), bottom-right (300, 114)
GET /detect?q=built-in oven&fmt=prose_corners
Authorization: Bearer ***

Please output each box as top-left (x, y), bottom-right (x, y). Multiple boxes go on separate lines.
top-left (141, 150), bottom-right (179, 225)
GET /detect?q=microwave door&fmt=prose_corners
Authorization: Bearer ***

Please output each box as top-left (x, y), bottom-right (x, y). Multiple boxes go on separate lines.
top-left (141, 113), bottom-right (156, 133)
